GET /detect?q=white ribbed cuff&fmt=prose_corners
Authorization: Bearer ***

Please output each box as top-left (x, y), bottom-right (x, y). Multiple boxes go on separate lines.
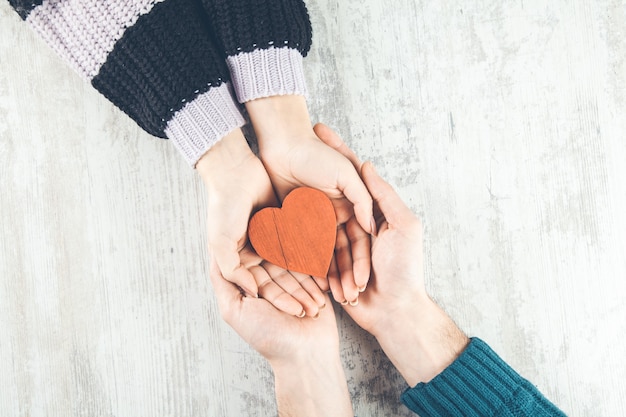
top-left (226, 46), bottom-right (308, 103)
top-left (27, 0), bottom-right (166, 80)
top-left (165, 82), bottom-right (246, 167)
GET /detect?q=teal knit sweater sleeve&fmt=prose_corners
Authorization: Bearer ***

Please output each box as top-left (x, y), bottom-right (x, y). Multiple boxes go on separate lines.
top-left (401, 338), bottom-right (566, 416)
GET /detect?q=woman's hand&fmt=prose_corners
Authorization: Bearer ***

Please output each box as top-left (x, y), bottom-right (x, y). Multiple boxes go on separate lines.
top-left (197, 128), bottom-right (325, 318)
top-left (210, 260), bottom-right (353, 417)
top-left (246, 96), bottom-right (374, 305)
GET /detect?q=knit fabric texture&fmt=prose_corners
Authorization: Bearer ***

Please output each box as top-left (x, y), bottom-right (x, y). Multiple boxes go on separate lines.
top-left (8, 0), bottom-right (312, 166)
top-left (200, 0), bottom-right (312, 56)
top-left (8, 0), bottom-right (42, 19)
top-left (227, 46), bottom-right (308, 103)
top-left (165, 83), bottom-right (246, 164)
top-left (26, 0), bottom-right (168, 80)
top-left (401, 338), bottom-right (567, 417)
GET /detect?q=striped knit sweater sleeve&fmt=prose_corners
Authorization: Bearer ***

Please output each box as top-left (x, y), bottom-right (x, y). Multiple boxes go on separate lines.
top-left (401, 338), bottom-right (567, 417)
top-left (7, 0), bottom-right (312, 166)
top-left (200, 0), bottom-right (311, 104)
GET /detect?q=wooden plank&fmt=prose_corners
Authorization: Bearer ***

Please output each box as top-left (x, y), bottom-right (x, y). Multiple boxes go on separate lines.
top-left (1, 1), bottom-right (625, 416)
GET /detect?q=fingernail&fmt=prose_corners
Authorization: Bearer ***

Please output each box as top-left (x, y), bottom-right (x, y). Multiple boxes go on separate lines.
top-left (358, 285), bottom-right (367, 293)
top-left (370, 216), bottom-right (378, 236)
top-left (349, 298), bottom-right (359, 306)
top-left (312, 312), bottom-right (320, 319)
top-left (241, 285), bottom-right (258, 298)
top-left (296, 309), bottom-right (306, 318)
top-left (340, 299), bottom-right (349, 306)
top-left (319, 303), bottom-right (327, 310)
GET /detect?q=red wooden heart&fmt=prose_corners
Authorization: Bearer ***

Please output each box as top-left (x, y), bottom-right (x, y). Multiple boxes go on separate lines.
top-left (248, 187), bottom-right (336, 277)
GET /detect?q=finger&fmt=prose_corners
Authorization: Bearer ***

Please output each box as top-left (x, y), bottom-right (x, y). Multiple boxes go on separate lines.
top-left (335, 225), bottom-right (359, 304)
top-left (313, 124), bottom-right (374, 235)
top-left (290, 270), bottom-right (327, 309)
top-left (346, 216), bottom-right (371, 290)
top-left (313, 123), bottom-right (363, 170)
top-left (327, 255), bottom-right (346, 304)
top-left (316, 293), bottom-right (335, 321)
top-left (211, 241), bottom-right (259, 298)
top-left (361, 161), bottom-right (416, 227)
top-left (263, 263), bottom-right (320, 317)
top-left (312, 275), bottom-right (330, 292)
top-left (238, 244), bottom-right (265, 269)
top-left (252, 265), bottom-right (305, 317)
top-left (336, 160), bottom-right (374, 235)
top-left (208, 260), bottom-right (244, 324)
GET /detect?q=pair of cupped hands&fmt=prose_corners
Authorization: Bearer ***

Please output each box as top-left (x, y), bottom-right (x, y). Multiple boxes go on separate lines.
top-left (198, 96), bottom-right (431, 414)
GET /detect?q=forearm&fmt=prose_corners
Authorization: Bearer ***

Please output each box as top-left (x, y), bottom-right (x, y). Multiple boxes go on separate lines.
top-left (10, 1), bottom-right (246, 167)
top-left (272, 355), bottom-right (353, 417)
top-left (201, 0), bottom-right (311, 104)
top-left (373, 297), bottom-right (565, 416)
top-left (246, 95), bottom-right (312, 149)
top-left (196, 128), bottom-right (255, 185)
top-left (400, 338), bottom-right (567, 417)
top-left (373, 295), bottom-right (469, 387)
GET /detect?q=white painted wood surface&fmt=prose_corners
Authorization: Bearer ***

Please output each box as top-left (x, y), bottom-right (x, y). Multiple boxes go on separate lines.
top-left (1, 1), bottom-right (625, 415)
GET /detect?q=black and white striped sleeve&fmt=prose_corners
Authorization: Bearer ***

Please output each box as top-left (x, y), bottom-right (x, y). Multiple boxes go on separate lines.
top-left (201, 0), bottom-right (313, 104)
top-left (8, 0), bottom-right (246, 166)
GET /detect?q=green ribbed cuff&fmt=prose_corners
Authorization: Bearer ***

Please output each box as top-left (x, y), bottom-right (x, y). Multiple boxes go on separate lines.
top-left (401, 338), bottom-right (566, 417)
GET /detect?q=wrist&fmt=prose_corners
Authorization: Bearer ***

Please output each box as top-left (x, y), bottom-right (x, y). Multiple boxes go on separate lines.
top-left (373, 296), bottom-right (469, 386)
top-left (245, 95), bottom-right (313, 153)
top-left (271, 354), bottom-right (353, 417)
top-left (196, 128), bottom-right (254, 185)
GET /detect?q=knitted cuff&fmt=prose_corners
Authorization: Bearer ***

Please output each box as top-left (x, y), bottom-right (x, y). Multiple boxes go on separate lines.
top-left (226, 46), bottom-right (308, 103)
top-left (400, 338), bottom-right (565, 417)
top-left (165, 82), bottom-right (246, 167)
top-left (25, 0), bottom-right (167, 80)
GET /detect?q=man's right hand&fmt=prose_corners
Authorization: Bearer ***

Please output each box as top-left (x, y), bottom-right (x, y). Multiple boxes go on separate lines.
top-left (315, 124), bottom-right (469, 386)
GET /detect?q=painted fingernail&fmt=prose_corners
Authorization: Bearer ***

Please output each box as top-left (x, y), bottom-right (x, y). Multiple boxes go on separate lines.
top-left (370, 216), bottom-right (378, 237)
top-left (349, 298), bottom-right (359, 306)
top-left (296, 309), bottom-right (306, 318)
top-left (358, 285), bottom-right (367, 293)
top-left (340, 299), bottom-right (349, 306)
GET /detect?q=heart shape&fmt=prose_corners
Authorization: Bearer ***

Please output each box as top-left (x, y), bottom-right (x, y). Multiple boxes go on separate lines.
top-left (248, 187), bottom-right (336, 277)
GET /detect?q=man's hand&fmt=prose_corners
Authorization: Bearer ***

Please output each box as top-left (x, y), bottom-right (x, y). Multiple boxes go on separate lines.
top-left (210, 260), bottom-right (353, 417)
top-left (197, 128), bottom-right (325, 318)
top-left (246, 96), bottom-right (374, 305)
top-left (315, 124), bottom-right (469, 386)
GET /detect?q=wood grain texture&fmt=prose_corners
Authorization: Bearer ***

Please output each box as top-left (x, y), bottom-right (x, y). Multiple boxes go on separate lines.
top-left (248, 187), bottom-right (336, 278)
top-left (1, 1), bottom-right (625, 416)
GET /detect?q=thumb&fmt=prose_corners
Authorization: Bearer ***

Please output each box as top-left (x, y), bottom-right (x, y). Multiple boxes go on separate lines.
top-left (209, 259), bottom-right (252, 330)
top-left (361, 162), bottom-right (415, 227)
top-left (211, 241), bottom-right (259, 298)
top-left (313, 123), bottom-right (363, 171)
top-left (314, 123), bottom-right (374, 234)
top-left (337, 160), bottom-right (375, 234)
top-left (209, 259), bottom-right (242, 313)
